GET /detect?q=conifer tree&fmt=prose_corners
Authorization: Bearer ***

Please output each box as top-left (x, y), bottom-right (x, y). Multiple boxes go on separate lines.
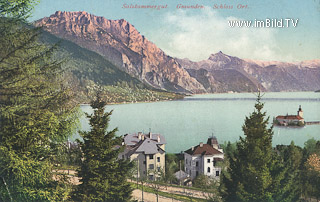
top-left (0, 1), bottom-right (79, 201)
top-left (74, 95), bottom-right (133, 202)
top-left (221, 93), bottom-right (297, 202)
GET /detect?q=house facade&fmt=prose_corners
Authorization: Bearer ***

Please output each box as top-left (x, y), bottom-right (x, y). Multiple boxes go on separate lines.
top-left (275, 105), bottom-right (305, 126)
top-left (184, 137), bottom-right (224, 180)
top-left (119, 132), bottom-right (166, 180)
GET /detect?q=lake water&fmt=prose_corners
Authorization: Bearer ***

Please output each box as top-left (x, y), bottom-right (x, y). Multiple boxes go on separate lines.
top-left (74, 92), bottom-right (320, 153)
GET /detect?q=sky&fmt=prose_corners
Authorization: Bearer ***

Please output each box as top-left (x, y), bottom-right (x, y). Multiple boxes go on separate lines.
top-left (29, 0), bottom-right (320, 62)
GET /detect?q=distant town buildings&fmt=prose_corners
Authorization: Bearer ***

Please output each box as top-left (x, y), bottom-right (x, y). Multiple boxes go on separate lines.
top-left (119, 132), bottom-right (166, 181)
top-left (275, 105), bottom-right (305, 126)
top-left (184, 137), bottom-right (224, 180)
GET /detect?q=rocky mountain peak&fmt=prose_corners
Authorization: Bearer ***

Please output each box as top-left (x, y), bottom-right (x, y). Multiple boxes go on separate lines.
top-left (208, 51), bottom-right (231, 62)
top-left (40, 11), bottom-right (138, 37)
top-left (35, 11), bottom-right (205, 93)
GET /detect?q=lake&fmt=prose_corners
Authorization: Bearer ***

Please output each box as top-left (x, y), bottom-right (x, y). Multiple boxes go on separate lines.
top-left (74, 92), bottom-right (320, 153)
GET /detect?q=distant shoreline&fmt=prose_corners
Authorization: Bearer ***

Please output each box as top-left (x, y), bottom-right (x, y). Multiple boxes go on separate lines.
top-left (79, 91), bottom-right (319, 106)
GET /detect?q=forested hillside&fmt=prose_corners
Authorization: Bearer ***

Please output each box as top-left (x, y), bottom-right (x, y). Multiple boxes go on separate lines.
top-left (39, 30), bottom-right (184, 103)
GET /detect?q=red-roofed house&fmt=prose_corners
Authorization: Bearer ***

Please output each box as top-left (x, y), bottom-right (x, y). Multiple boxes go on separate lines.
top-left (275, 105), bottom-right (305, 126)
top-left (184, 137), bottom-right (224, 180)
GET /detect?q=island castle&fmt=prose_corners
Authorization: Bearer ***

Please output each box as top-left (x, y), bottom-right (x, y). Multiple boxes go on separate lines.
top-left (275, 105), bottom-right (305, 126)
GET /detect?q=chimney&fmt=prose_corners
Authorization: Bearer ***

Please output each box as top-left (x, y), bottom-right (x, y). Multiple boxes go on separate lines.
top-left (141, 135), bottom-right (145, 140)
top-left (149, 132), bottom-right (152, 139)
top-left (157, 135), bottom-right (160, 143)
top-left (200, 142), bottom-right (203, 147)
top-left (138, 132), bottom-right (142, 140)
top-left (191, 146), bottom-right (194, 151)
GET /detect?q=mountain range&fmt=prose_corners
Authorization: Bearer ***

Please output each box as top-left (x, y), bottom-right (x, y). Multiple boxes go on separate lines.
top-left (177, 52), bottom-right (320, 93)
top-left (35, 11), bottom-right (320, 95)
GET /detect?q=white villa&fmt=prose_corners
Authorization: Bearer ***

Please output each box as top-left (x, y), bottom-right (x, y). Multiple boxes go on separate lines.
top-left (184, 137), bottom-right (224, 180)
top-left (119, 132), bottom-right (166, 181)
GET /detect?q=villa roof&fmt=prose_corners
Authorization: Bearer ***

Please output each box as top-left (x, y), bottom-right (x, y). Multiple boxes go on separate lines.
top-left (185, 144), bottom-right (223, 156)
top-left (276, 115), bottom-right (304, 120)
top-left (124, 132), bottom-right (166, 146)
top-left (127, 139), bottom-right (165, 156)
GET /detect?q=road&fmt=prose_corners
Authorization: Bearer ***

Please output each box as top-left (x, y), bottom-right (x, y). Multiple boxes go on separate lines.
top-left (54, 170), bottom-right (211, 201)
top-left (132, 189), bottom-right (183, 202)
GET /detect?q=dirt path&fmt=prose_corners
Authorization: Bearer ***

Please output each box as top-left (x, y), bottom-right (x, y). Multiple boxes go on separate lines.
top-left (132, 189), bottom-right (183, 202)
top-left (54, 170), bottom-right (211, 200)
top-left (135, 182), bottom-right (210, 200)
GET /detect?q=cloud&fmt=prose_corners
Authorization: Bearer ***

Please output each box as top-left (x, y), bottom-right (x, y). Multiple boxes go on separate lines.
top-left (153, 8), bottom-right (292, 62)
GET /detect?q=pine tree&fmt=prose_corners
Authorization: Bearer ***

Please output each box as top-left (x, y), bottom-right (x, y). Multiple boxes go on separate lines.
top-left (74, 95), bottom-right (133, 202)
top-left (0, 1), bottom-right (79, 201)
top-left (221, 93), bottom-right (297, 202)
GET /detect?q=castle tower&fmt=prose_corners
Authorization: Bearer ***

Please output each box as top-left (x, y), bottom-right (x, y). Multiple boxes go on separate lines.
top-left (207, 136), bottom-right (219, 150)
top-left (297, 105), bottom-right (303, 118)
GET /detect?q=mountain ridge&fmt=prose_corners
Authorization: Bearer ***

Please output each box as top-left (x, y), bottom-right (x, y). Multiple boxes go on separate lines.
top-left (177, 51), bottom-right (320, 92)
top-left (35, 11), bottom-right (205, 94)
top-left (35, 11), bottom-right (320, 93)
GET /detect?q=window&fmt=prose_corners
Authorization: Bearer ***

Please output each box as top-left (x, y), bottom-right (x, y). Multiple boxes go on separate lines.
top-left (149, 154), bottom-right (154, 159)
top-left (149, 175), bottom-right (154, 181)
top-left (157, 157), bottom-right (160, 162)
top-left (196, 161), bottom-right (199, 167)
top-left (149, 164), bottom-right (154, 169)
top-left (216, 171), bottom-right (220, 176)
top-left (186, 159), bottom-right (188, 164)
top-left (196, 171), bottom-right (199, 176)
top-left (207, 159), bottom-right (210, 163)
top-left (157, 167), bottom-right (161, 172)
top-left (207, 167), bottom-right (211, 173)
top-left (213, 161), bottom-right (216, 167)
top-left (143, 161), bottom-right (146, 164)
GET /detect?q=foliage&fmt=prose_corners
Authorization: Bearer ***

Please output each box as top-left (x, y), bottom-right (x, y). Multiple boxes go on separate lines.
top-left (0, 0), bottom-right (38, 19)
top-left (192, 175), bottom-right (222, 202)
top-left (164, 153), bottom-right (182, 184)
top-left (304, 138), bottom-right (319, 156)
top-left (300, 139), bottom-right (320, 200)
top-left (306, 153), bottom-right (320, 173)
top-left (220, 93), bottom-right (298, 202)
top-left (99, 85), bottom-right (184, 104)
top-left (74, 95), bottom-right (133, 202)
top-left (302, 153), bottom-right (320, 199)
top-left (219, 141), bottom-right (236, 171)
top-left (0, 1), bottom-right (79, 201)
top-left (193, 174), bottom-right (211, 189)
top-left (53, 141), bottom-right (82, 169)
top-left (274, 142), bottom-right (302, 201)
top-left (220, 141), bottom-right (237, 158)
